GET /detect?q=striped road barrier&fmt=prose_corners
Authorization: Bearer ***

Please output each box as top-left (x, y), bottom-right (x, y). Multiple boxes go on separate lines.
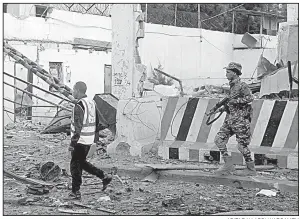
top-left (158, 97), bottom-right (298, 169)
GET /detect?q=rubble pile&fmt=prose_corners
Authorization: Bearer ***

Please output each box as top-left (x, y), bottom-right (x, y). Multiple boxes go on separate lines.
top-left (5, 120), bottom-right (45, 132)
top-left (190, 83), bottom-right (261, 99)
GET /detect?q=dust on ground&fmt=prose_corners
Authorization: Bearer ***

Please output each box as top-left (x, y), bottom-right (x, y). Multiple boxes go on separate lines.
top-left (3, 121), bottom-right (299, 216)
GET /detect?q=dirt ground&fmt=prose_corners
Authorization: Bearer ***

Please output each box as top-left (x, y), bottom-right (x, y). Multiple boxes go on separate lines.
top-left (3, 121), bottom-right (299, 216)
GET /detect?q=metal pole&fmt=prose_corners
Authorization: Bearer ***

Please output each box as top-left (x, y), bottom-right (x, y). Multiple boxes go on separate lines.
top-left (3, 82), bottom-right (72, 112)
top-left (4, 72), bottom-right (73, 103)
top-left (4, 47), bottom-right (75, 102)
top-left (13, 62), bottom-right (17, 122)
top-left (145, 4), bottom-right (148, 22)
top-left (154, 68), bottom-right (184, 96)
top-left (287, 61), bottom-right (293, 99)
top-left (27, 69), bottom-right (33, 119)
top-left (247, 14), bottom-right (250, 32)
top-left (4, 110), bottom-right (68, 118)
top-left (174, 4), bottom-right (177, 26)
top-left (4, 43), bottom-right (73, 93)
top-left (4, 98), bottom-right (58, 108)
top-left (198, 4), bottom-right (201, 29)
top-left (232, 11), bottom-right (235, 33)
top-left (260, 15), bottom-right (263, 47)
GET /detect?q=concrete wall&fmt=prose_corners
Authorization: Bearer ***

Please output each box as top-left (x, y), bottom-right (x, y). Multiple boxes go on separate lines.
top-left (4, 4), bottom-right (280, 125)
top-left (4, 8), bottom-right (111, 43)
top-left (3, 43), bottom-right (37, 126)
top-left (139, 23), bottom-right (277, 88)
top-left (287, 4), bottom-right (298, 22)
top-left (4, 41), bottom-right (111, 124)
top-left (276, 21), bottom-right (298, 64)
top-left (107, 96), bottom-right (162, 156)
top-left (4, 9), bottom-right (112, 124)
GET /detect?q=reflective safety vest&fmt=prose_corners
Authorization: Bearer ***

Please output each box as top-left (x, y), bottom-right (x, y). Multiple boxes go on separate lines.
top-left (70, 97), bottom-right (96, 145)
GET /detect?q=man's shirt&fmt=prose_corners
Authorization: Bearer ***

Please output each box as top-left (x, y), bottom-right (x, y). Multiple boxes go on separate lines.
top-left (70, 95), bottom-right (107, 147)
top-left (226, 77), bottom-right (254, 121)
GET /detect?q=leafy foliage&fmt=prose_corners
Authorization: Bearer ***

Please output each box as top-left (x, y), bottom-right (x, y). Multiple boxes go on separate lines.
top-left (141, 4), bottom-right (287, 34)
top-left (148, 63), bottom-right (174, 86)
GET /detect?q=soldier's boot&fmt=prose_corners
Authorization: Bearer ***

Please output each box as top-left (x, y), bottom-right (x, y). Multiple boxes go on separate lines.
top-left (214, 156), bottom-right (235, 176)
top-left (234, 161), bottom-right (257, 176)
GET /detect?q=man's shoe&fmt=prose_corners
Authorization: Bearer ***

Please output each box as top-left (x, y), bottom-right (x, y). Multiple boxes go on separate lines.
top-left (102, 174), bottom-right (112, 191)
top-left (67, 191), bottom-right (81, 200)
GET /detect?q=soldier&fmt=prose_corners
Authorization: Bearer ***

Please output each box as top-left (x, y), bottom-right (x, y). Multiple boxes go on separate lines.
top-left (214, 62), bottom-right (256, 176)
top-left (67, 81), bottom-right (112, 200)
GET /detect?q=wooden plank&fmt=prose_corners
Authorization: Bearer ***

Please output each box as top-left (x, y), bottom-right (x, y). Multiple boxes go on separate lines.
top-left (73, 201), bottom-right (116, 214)
top-left (58, 208), bottom-right (88, 215)
top-left (4, 169), bottom-right (54, 187)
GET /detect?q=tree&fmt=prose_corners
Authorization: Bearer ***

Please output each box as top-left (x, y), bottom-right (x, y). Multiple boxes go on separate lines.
top-left (143, 3), bottom-right (287, 34)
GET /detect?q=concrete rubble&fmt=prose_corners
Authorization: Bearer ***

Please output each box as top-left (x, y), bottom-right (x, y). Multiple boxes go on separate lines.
top-left (3, 120), bottom-right (299, 215)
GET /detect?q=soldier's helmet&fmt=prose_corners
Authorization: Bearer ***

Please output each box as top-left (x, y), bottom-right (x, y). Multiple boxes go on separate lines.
top-left (224, 62), bottom-right (242, 75)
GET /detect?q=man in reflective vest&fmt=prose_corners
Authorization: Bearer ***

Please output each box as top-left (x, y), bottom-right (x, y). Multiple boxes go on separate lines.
top-left (68, 81), bottom-right (112, 200)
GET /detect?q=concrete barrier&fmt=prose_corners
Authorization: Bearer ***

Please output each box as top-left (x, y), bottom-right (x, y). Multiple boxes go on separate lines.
top-left (107, 96), bottom-right (163, 156)
top-left (158, 97), bottom-right (298, 169)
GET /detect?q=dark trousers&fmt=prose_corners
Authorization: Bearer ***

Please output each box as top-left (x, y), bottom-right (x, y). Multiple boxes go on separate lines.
top-left (70, 143), bottom-right (105, 192)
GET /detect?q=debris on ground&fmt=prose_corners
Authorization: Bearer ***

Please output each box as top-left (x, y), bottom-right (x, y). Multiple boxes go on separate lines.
top-left (188, 81), bottom-right (263, 99)
top-left (97, 196), bottom-right (111, 202)
top-left (3, 121), bottom-right (299, 215)
top-left (162, 197), bottom-right (184, 207)
top-left (17, 197), bottom-right (41, 206)
top-left (256, 189), bottom-right (277, 197)
top-left (4, 169), bottom-right (55, 187)
top-left (58, 208), bottom-right (88, 215)
top-left (73, 201), bottom-right (116, 214)
top-left (39, 161), bottom-right (61, 181)
top-left (26, 185), bottom-right (50, 195)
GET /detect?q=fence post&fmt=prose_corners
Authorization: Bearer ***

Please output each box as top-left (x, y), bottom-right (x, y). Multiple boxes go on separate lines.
top-left (145, 4), bottom-right (147, 22)
top-left (198, 4), bottom-right (201, 29)
top-left (174, 4), bottom-right (177, 26)
top-left (232, 10), bottom-right (235, 33)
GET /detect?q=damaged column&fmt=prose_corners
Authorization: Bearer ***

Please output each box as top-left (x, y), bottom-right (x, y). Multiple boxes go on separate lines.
top-left (111, 4), bottom-right (146, 99)
top-left (108, 4), bottom-right (152, 156)
top-left (111, 4), bottom-right (135, 99)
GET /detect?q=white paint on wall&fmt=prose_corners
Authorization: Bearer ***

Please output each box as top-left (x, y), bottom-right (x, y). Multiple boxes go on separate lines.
top-left (4, 60), bottom-right (16, 126)
top-left (233, 48), bottom-right (277, 79)
top-left (3, 43), bottom-right (38, 125)
top-left (4, 10), bottom-right (112, 124)
top-left (139, 23), bottom-right (277, 88)
top-left (4, 10), bottom-right (111, 43)
top-left (287, 4), bottom-right (298, 22)
top-left (111, 4), bottom-right (135, 99)
top-left (31, 47), bottom-right (111, 124)
top-left (4, 4), bottom-right (281, 125)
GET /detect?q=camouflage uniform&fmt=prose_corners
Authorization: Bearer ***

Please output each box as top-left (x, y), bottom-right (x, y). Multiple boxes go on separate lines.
top-left (214, 77), bottom-right (254, 162)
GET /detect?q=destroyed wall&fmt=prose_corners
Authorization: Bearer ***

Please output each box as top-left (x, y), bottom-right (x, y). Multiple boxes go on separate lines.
top-left (287, 4), bottom-right (298, 22)
top-left (4, 11), bottom-right (111, 124)
top-left (259, 21), bottom-right (299, 98)
top-left (276, 21), bottom-right (298, 64)
top-left (139, 23), bottom-right (277, 89)
top-left (4, 8), bottom-right (112, 43)
top-left (4, 44), bottom-right (37, 126)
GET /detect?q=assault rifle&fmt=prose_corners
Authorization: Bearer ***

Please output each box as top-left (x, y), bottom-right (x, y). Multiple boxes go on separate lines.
top-left (205, 93), bottom-right (240, 125)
